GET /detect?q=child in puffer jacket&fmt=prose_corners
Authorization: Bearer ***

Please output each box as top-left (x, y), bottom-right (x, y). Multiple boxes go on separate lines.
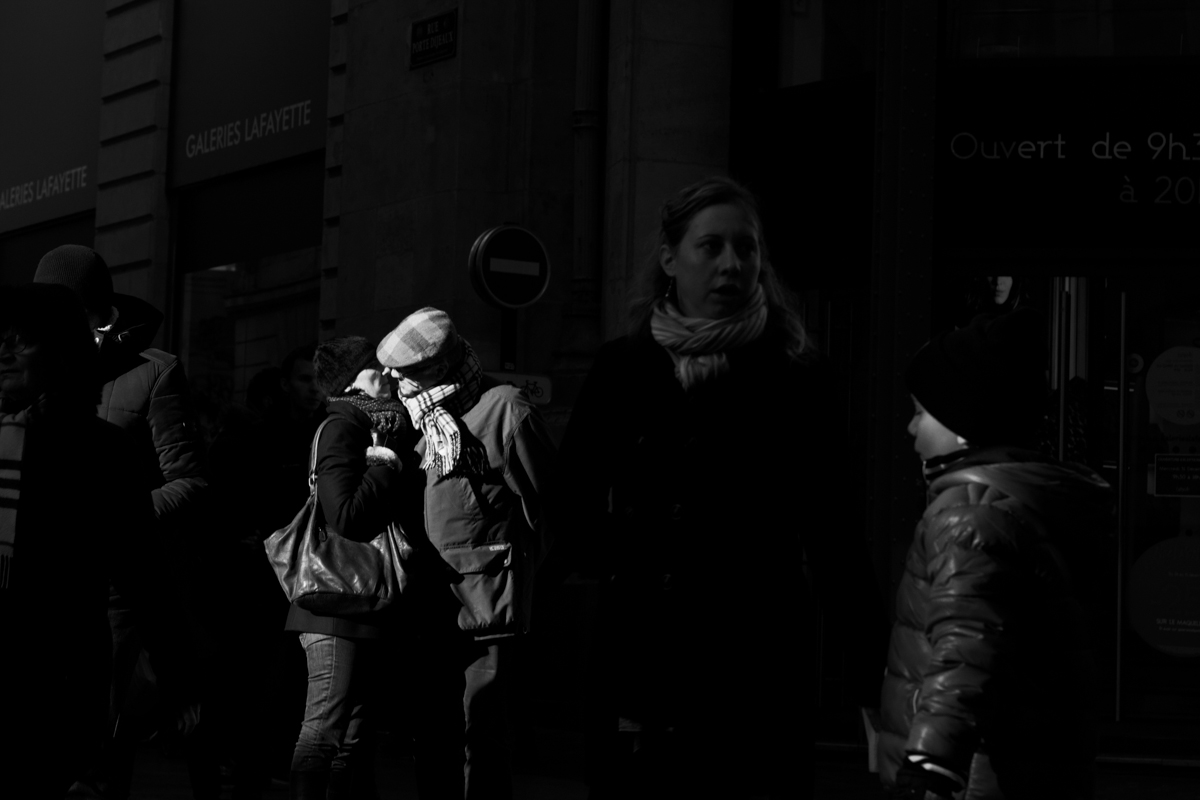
top-left (880, 308), bottom-right (1111, 800)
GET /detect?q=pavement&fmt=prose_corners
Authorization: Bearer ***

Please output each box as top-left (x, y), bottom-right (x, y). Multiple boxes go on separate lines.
top-left (123, 733), bottom-right (1200, 799)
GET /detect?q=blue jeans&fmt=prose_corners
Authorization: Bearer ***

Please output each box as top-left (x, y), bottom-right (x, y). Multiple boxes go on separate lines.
top-left (292, 633), bottom-right (378, 795)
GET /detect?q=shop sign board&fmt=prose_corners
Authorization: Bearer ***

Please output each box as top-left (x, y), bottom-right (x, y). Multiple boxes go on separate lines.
top-left (410, 10), bottom-right (458, 69)
top-left (1128, 535), bottom-right (1200, 657)
top-left (0, 0), bottom-right (102, 234)
top-left (468, 225), bottom-right (551, 310)
top-left (937, 60), bottom-right (1200, 261)
top-left (170, 0), bottom-right (329, 187)
top-left (1154, 455), bottom-right (1200, 498)
top-left (1146, 346), bottom-right (1200, 429)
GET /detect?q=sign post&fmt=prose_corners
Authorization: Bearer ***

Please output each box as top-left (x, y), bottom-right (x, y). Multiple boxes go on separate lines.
top-left (468, 224), bottom-right (552, 401)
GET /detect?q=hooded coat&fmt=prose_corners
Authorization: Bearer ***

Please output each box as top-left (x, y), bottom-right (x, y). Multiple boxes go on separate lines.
top-left (97, 294), bottom-right (205, 524)
top-left (879, 447), bottom-right (1111, 800)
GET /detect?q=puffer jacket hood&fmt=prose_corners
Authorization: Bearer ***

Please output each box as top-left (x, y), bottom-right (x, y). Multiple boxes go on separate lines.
top-left (103, 293), bottom-right (164, 353)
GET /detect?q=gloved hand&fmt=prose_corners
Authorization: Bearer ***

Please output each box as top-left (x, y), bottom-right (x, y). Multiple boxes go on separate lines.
top-left (893, 759), bottom-right (962, 800)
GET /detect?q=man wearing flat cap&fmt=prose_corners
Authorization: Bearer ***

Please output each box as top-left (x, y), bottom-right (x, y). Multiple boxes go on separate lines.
top-left (377, 306), bottom-right (555, 800)
top-left (34, 244), bottom-right (206, 799)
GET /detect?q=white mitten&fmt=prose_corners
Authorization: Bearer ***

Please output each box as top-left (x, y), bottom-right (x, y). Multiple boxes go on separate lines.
top-left (366, 445), bottom-right (400, 469)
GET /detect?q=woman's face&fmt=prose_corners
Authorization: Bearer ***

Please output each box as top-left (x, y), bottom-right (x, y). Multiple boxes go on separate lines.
top-left (989, 276), bottom-right (1013, 305)
top-left (0, 331), bottom-right (45, 411)
top-left (660, 203), bottom-right (762, 320)
top-left (907, 395), bottom-right (967, 461)
top-left (350, 366), bottom-right (392, 400)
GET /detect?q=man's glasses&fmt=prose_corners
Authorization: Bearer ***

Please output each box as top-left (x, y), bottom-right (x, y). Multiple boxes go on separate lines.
top-left (387, 362), bottom-right (441, 381)
top-left (0, 333), bottom-right (28, 354)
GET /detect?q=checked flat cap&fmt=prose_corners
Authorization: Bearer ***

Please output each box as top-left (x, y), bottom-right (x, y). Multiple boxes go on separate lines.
top-left (377, 306), bottom-right (463, 370)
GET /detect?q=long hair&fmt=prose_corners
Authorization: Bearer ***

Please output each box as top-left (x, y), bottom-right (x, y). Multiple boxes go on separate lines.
top-left (0, 283), bottom-right (100, 415)
top-left (628, 176), bottom-right (815, 362)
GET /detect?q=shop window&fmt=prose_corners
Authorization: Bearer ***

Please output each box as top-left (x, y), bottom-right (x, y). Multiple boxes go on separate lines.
top-left (947, 0), bottom-right (1200, 59)
top-left (179, 248), bottom-right (319, 449)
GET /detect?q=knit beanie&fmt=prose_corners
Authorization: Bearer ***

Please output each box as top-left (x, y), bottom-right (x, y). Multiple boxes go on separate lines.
top-left (33, 245), bottom-right (114, 317)
top-left (904, 308), bottom-right (1048, 447)
top-left (376, 306), bottom-right (463, 370)
top-left (313, 336), bottom-right (380, 398)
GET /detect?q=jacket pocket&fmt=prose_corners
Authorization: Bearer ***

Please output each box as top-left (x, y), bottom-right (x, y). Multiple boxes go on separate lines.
top-left (441, 542), bottom-right (515, 634)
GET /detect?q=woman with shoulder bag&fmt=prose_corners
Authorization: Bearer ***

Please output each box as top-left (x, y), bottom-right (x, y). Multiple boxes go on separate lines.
top-left (285, 336), bottom-right (414, 799)
top-left (556, 176), bottom-right (884, 799)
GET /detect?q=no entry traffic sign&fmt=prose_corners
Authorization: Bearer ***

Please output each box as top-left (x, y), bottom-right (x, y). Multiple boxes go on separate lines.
top-left (468, 225), bottom-right (551, 310)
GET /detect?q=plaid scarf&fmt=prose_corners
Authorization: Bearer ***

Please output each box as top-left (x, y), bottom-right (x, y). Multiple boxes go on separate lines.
top-left (650, 284), bottom-right (768, 390)
top-left (402, 341), bottom-right (490, 477)
top-left (0, 405), bottom-right (31, 591)
top-left (330, 392), bottom-right (409, 439)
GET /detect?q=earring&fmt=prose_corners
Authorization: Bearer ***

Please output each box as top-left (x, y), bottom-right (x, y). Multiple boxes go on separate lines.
top-left (664, 276), bottom-right (676, 302)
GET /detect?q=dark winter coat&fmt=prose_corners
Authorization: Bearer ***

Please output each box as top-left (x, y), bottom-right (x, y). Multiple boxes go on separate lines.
top-left (97, 294), bottom-right (205, 525)
top-left (0, 400), bottom-right (158, 791)
top-left (284, 399), bottom-right (408, 639)
top-left (416, 377), bottom-right (555, 639)
top-left (879, 447), bottom-right (1111, 800)
top-left (556, 332), bottom-right (883, 731)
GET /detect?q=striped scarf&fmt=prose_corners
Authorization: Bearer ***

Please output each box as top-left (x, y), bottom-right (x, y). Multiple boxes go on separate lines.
top-left (0, 405), bottom-right (31, 591)
top-left (650, 284), bottom-right (768, 390)
top-left (402, 341), bottom-right (490, 477)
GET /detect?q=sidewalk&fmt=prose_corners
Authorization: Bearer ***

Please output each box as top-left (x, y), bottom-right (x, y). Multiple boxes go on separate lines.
top-left (127, 730), bottom-right (588, 800)
top-left (127, 735), bottom-right (1200, 799)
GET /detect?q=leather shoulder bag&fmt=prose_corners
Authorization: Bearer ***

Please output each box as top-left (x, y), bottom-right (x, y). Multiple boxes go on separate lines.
top-left (264, 417), bottom-right (411, 616)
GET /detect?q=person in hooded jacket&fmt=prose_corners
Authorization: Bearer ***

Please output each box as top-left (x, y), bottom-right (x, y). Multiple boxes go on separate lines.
top-left (34, 245), bottom-right (207, 799)
top-left (880, 308), bottom-right (1110, 800)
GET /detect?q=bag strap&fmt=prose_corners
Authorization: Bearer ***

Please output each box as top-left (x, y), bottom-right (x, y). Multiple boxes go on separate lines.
top-left (307, 416), bottom-right (337, 495)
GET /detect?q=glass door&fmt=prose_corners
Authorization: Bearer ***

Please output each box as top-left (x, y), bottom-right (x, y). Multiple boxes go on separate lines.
top-left (1110, 272), bottom-right (1200, 725)
top-left (1051, 272), bottom-right (1200, 737)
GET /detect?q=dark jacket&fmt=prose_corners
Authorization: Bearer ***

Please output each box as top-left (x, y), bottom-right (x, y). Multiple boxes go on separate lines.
top-left (417, 377), bottom-right (555, 639)
top-left (879, 447), bottom-right (1110, 799)
top-left (0, 401), bottom-right (158, 790)
top-left (556, 332), bottom-right (884, 727)
top-left (97, 294), bottom-right (205, 525)
top-left (284, 399), bottom-right (408, 639)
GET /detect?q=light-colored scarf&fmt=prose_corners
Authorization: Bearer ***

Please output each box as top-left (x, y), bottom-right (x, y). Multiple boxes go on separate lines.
top-left (650, 284), bottom-right (768, 389)
top-left (0, 405), bottom-right (31, 590)
top-left (402, 341), bottom-right (491, 477)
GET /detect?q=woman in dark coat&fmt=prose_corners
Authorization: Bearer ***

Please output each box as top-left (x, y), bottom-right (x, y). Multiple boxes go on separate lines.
top-left (0, 283), bottom-right (157, 794)
top-left (557, 176), bottom-right (881, 799)
top-left (881, 309), bottom-right (1108, 800)
top-left (284, 336), bottom-right (413, 799)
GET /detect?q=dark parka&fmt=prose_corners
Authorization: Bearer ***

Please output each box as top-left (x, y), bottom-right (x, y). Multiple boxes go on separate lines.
top-left (557, 332), bottom-right (884, 746)
top-left (97, 294), bottom-right (205, 522)
top-left (879, 447), bottom-right (1111, 800)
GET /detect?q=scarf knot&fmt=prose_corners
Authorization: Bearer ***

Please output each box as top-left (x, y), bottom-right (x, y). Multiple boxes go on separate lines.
top-left (402, 342), bottom-right (491, 477)
top-left (649, 284), bottom-right (768, 389)
top-left (330, 392), bottom-right (410, 441)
